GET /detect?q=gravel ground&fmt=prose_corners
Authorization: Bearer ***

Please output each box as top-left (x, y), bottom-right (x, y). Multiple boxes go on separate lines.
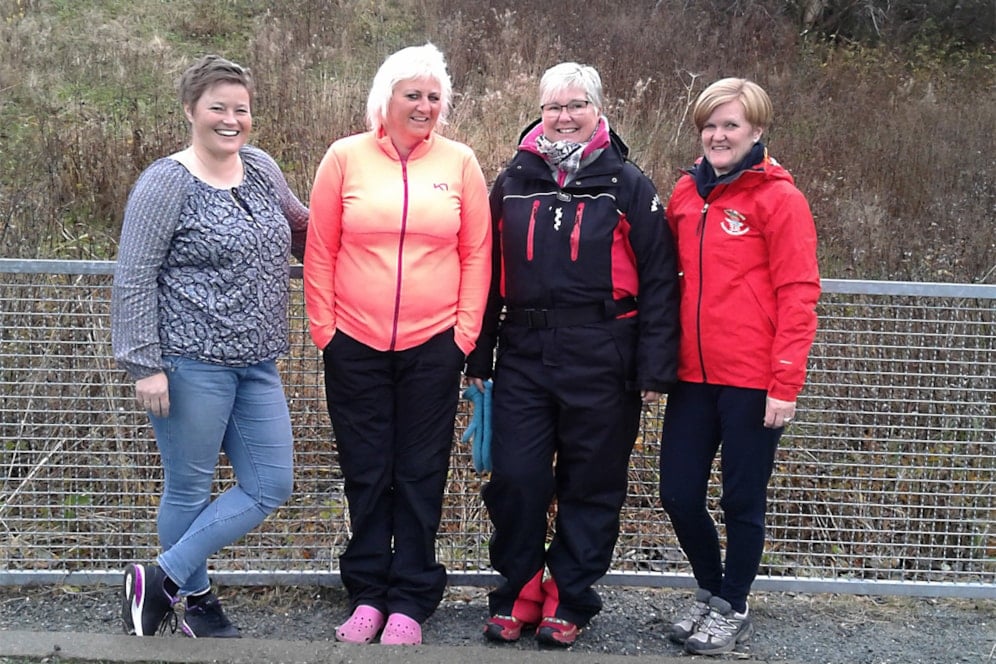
top-left (1, 583), bottom-right (993, 663)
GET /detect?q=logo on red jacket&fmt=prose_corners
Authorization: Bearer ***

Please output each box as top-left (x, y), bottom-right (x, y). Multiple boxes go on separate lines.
top-left (721, 209), bottom-right (750, 236)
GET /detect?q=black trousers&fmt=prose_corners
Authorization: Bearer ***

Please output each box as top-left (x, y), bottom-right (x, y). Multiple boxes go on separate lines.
top-left (659, 381), bottom-right (782, 613)
top-left (484, 320), bottom-right (642, 627)
top-left (322, 328), bottom-right (464, 621)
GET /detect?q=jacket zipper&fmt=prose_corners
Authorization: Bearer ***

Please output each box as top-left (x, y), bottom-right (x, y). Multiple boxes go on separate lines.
top-left (695, 202), bottom-right (709, 381)
top-left (391, 159), bottom-right (409, 350)
top-left (526, 199), bottom-right (539, 261)
top-left (570, 202), bottom-right (585, 261)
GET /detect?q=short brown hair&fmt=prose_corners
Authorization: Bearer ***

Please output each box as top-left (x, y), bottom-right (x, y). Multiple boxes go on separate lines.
top-left (178, 55), bottom-right (254, 109)
top-left (692, 78), bottom-right (773, 132)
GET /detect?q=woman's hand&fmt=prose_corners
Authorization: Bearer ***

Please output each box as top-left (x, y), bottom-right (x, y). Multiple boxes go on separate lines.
top-left (764, 396), bottom-right (796, 429)
top-left (641, 390), bottom-right (661, 405)
top-left (468, 376), bottom-right (487, 393)
top-left (136, 372), bottom-right (170, 418)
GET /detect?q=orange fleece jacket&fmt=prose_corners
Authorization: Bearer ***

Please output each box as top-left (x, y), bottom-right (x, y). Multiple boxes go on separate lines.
top-left (304, 130), bottom-right (491, 355)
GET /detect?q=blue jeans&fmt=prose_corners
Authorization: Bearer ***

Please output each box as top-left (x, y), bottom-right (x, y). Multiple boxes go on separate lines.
top-left (150, 356), bottom-right (294, 595)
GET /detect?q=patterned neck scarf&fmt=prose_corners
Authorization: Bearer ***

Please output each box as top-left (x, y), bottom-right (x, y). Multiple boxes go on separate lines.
top-left (535, 133), bottom-right (591, 180)
top-left (533, 118), bottom-right (608, 183)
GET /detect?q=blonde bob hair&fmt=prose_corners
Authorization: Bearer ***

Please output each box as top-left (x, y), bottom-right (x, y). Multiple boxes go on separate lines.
top-left (365, 42), bottom-right (452, 134)
top-left (538, 62), bottom-right (604, 114)
top-left (692, 78), bottom-right (773, 132)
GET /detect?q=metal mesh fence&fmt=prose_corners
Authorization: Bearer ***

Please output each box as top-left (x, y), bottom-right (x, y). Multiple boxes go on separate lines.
top-left (1, 260), bottom-right (993, 597)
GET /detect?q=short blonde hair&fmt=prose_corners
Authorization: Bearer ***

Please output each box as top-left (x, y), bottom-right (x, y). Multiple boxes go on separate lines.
top-left (692, 78), bottom-right (773, 132)
top-left (538, 62), bottom-right (604, 113)
top-left (365, 42), bottom-right (452, 134)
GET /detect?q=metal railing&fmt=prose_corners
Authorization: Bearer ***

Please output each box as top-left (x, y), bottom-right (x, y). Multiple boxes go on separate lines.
top-left (1, 259), bottom-right (993, 598)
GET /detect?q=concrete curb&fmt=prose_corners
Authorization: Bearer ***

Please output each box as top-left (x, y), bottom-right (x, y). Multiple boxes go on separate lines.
top-left (0, 629), bottom-right (784, 664)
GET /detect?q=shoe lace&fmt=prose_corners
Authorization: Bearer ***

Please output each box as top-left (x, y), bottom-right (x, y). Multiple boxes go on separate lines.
top-left (156, 602), bottom-right (179, 636)
top-left (699, 608), bottom-right (740, 639)
top-left (678, 599), bottom-right (711, 625)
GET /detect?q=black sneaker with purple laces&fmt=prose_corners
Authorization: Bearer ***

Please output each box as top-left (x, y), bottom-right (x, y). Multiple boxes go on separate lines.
top-left (121, 563), bottom-right (179, 636)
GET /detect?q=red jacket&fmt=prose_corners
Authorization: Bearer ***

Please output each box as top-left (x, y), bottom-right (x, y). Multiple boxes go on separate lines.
top-left (666, 153), bottom-right (820, 401)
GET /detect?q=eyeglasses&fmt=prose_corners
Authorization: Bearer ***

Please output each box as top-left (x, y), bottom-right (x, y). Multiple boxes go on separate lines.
top-left (540, 100), bottom-right (592, 116)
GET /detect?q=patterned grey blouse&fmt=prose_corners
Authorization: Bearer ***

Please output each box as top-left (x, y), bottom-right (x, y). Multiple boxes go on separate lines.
top-left (111, 145), bottom-right (309, 380)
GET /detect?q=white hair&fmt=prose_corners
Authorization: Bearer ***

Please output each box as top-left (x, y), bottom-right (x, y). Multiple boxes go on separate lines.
top-left (365, 42), bottom-right (452, 133)
top-left (538, 62), bottom-right (604, 113)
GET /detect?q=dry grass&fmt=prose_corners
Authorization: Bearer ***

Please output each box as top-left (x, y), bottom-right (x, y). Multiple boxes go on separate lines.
top-left (0, 0), bottom-right (993, 281)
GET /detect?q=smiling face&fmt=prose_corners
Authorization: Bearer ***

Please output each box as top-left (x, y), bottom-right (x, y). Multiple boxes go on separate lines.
top-left (385, 76), bottom-right (441, 155)
top-left (184, 81), bottom-right (252, 158)
top-left (540, 84), bottom-right (599, 143)
top-left (700, 99), bottom-right (763, 175)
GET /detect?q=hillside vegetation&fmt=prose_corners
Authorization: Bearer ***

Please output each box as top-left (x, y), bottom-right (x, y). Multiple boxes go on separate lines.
top-left (1, 0), bottom-right (993, 281)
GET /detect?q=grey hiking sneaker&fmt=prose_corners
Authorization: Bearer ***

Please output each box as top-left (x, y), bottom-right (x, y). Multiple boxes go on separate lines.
top-left (181, 592), bottom-right (241, 638)
top-left (122, 563), bottom-right (179, 636)
top-left (684, 595), bottom-right (753, 655)
top-left (668, 588), bottom-right (712, 644)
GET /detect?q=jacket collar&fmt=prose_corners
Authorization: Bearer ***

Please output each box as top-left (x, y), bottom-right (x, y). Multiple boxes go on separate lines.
top-left (374, 128), bottom-right (436, 161)
top-left (688, 143), bottom-right (796, 199)
top-left (508, 118), bottom-right (630, 184)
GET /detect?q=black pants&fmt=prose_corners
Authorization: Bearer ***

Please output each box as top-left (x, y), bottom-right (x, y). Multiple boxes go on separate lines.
top-left (322, 328), bottom-right (464, 621)
top-left (659, 381), bottom-right (782, 613)
top-left (484, 320), bottom-right (642, 627)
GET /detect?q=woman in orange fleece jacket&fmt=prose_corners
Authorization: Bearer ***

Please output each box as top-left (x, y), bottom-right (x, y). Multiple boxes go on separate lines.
top-left (303, 43), bottom-right (491, 646)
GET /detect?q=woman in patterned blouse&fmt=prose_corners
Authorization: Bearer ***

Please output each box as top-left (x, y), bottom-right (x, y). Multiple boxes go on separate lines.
top-left (111, 54), bottom-right (308, 640)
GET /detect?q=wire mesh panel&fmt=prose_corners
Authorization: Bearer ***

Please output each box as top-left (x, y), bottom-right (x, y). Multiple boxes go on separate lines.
top-left (766, 288), bottom-right (994, 585)
top-left (0, 260), bottom-right (993, 597)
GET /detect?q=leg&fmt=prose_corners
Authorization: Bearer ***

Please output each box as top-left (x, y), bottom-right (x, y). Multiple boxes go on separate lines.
top-left (483, 327), bottom-right (556, 618)
top-left (716, 386), bottom-right (781, 612)
top-left (322, 332), bottom-right (395, 613)
top-left (387, 328), bottom-right (466, 621)
top-left (544, 323), bottom-right (642, 628)
top-left (158, 360), bottom-right (294, 594)
top-left (659, 381), bottom-right (724, 596)
top-left (151, 356), bottom-right (236, 595)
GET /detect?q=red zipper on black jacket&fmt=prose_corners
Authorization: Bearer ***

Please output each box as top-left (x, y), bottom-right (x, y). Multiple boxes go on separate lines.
top-left (526, 199), bottom-right (539, 261)
top-left (570, 202), bottom-right (585, 261)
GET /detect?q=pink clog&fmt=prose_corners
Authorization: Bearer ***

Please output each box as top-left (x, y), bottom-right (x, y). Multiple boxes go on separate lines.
top-left (379, 612), bottom-right (422, 645)
top-left (335, 605), bottom-right (385, 644)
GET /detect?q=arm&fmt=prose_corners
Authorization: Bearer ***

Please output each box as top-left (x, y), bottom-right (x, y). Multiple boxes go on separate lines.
top-left (464, 170), bottom-right (508, 379)
top-left (244, 145), bottom-right (310, 261)
top-left (111, 160), bottom-right (187, 380)
top-left (625, 167), bottom-right (681, 395)
top-left (763, 183), bottom-right (821, 406)
top-left (303, 145), bottom-right (345, 350)
top-left (453, 148), bottom-right (492, 356)
top-left (111, 159), bottom-right (189, 417)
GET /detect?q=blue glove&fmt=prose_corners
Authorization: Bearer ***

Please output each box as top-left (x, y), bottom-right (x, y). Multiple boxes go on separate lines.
top-left (461, 380), bottom-right (492, 473)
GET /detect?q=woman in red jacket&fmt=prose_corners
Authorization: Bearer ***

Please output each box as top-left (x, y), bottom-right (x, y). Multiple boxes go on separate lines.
top-left (303, 43), bottom-right (491, 646)
top-left (660, 78), bottom-right (820, 656)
